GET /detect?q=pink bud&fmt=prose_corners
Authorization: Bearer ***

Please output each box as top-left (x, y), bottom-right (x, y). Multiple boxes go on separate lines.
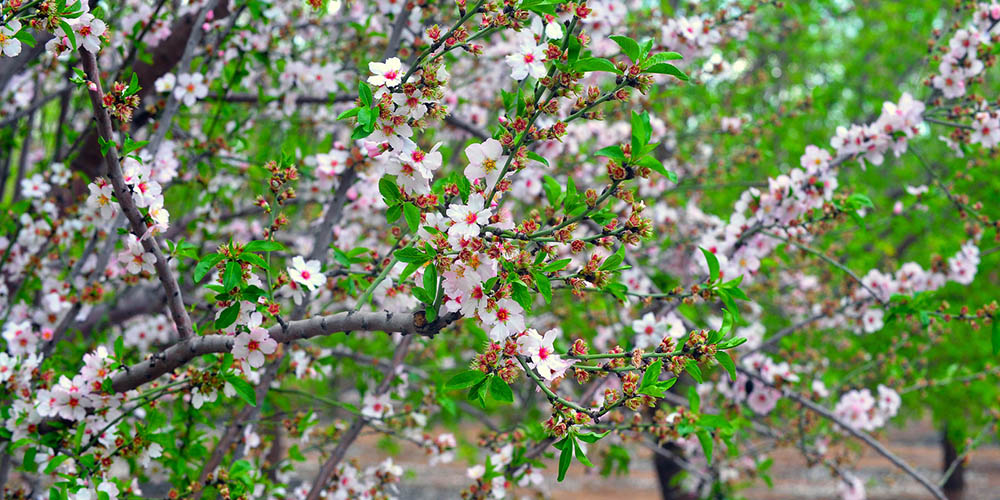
top-left (991, 6), bottom-right (1000, 19)
top-left (202, 22), bottom-right (211, 31)
top-left (206, 10), bottom-right (215, 20)
top-left (893, 201), bottom-right (903, 215)
top-left (88, 81), bottom-right (97, 91)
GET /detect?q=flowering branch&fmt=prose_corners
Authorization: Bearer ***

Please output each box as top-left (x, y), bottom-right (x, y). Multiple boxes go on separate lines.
top-left (79, 48), bottom-right (197, 340)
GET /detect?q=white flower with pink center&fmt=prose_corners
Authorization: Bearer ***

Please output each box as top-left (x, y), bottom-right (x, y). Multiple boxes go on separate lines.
top-left (517, 329), bottom-right (576, 381)
top-left (288, 256), bottom-right (326, 291)
top-left (232, 313), bottom-right (277, 368)
top-left (367, 57), bottom-right (403, 87)
top-left (446, 193), bottom-right (492, 239)
top-left (361, 392), bottom-right (393, 419)
top-left (481, 298), bottom-right (525, 342)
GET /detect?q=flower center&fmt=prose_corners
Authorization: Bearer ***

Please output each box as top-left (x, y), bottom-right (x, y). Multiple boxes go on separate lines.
top-left (523, 54), bottom-right (535, 63)
top-left (248, 339), bottom-right (260, 351)
top-left (482, 158), bottom-right (496, 171)
top-left (301, 270), bottom-right (311, 280)
top-left (496, 308), bottom-right (510, 322)
top-left (465, 212), bottom-right (479, 225)
top-left (384, 70), bottom-right (398, 81)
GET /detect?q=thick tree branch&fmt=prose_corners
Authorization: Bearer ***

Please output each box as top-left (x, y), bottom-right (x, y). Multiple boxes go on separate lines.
top-left (110, 310), bottom-right (459, 394)
top-left (79, 48), bottom-right (196, 340)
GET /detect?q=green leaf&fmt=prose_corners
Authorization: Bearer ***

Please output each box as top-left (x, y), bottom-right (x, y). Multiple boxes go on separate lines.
top-left (124, 72), bottom-right (141, 97)
top-left (542, 175), bottom-right (562, 206)
top-left (230, 459), bottom-right (252, 478)
top-left (573, 438), bottom-right (594, 467)
top-left (225, 374), bottom-right (257, 406)
top-left (716, 351), bottom-right (736, 380)
top-left (358, 81), bottom-right (373, 107)
top-left (244, 240), bottom-right (285, 252)
top-left (574, 57), bottom-right (622, 74)
top-left (696, 430), bottom-right (713, 464)
top-left (122, 135), bottom-right (147, 155)
top-left (468, 378), bottom-right (489, 408)
top-left (634, 155), bottom-right (676, 182)
top-left (599, 245), bottom-right (626, 271)
top-left (403, 203), bottom-right (421, 233)
top-left (336, 107), bottom-right (360, 121)
top-left (640, 360), bottom-right (662, 389)
top-left (445, 370), bottom-right (486, 390)
top-left (412, 286), bottom-right (432, 305)
top-left (526, 150), bottom-right (550, 167)
top-left (44, 455), bottom-right (69, 474)
top-left (688, 385), bottom-right (701, 414)
top-left (423, 264), bottom-right (438, 301)
top-left (511, 281), bottom-right (532, 313)
top-left (686, 362), bottom-right (704, 384)
top-left (576, 430), bottom-right (610, 443)
top-left (60, 20), bottom-right (77, 50)
top-left (113, 335), bottom-right (124, 361)
top-left (847, 193), bottom-right (875, 209)
top-left (645, 63), bottom-right (689, 81)
top-left (215, 303), bottom-right (240, 330)
top-left (992, 320), bottom-right (999, 356)
top-left (630, 111), bottom-right (652, 153)
top-left (223, 260), bottom-right (242, 291)
top-left (699, 247), bottom-right (720, 282)
top-left (542, 259), bottom-right (572, 272)
top-left (379, 177), bottom-right (401, 205)
top-left (488, 376), bottom-right (514, 404)
top-left (609, 35), bottom-right (641, 62)
top-left (532, 271), bottom-right (552, 304)
top-left (638, 360), bottom-right (676, 398)
top-left (386, 203), bottom-right (402, 223)
top-left (594, 145), bottom-right (626, 163)
top-left (642, 51), bottom-right (683, 68)
top-left (717, 337), bottom-right (748, 350)
top-left (720, 309), bottom-right (734, 336)
top-left (237, 252), bottom-right (269, 271)
top-left (557, 437), bottom-right (574, 481)
top-left (13, 29), bottom-right (35, 48)
top-left (394, 247), bottom-right (429, 264)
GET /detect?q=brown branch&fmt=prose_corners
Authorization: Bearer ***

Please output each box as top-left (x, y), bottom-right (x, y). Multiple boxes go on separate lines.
top-left (110, 310), bottom-right (459, 394)
top-left (79, 48), bottom-right (196, 340)
top-left (306, 336), bottom-right (414, 500)
top-left (735, 366), bottom-right (947, 500)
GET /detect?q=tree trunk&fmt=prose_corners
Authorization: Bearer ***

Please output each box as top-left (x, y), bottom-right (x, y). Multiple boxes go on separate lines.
top-left (942, 425), bottom-right (965, 500)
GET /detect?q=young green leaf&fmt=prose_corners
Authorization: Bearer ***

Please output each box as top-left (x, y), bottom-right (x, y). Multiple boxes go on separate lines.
top-left (225, 374), bottom-right (257, 407)
top-left (645, 62), bottom-right (690, 81)
top-left (699, 247), bottom-right (720, 282)
top-left (609, 35), bottom-right (641, 62)
top-left (488, 376), bottom-right (514, 404)
top-left (574, 57), bottom-right (622, 74)
top-left (445, 370), bottom-right (487, 390)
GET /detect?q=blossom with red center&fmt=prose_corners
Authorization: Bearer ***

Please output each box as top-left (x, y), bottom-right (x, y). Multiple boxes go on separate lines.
top-left (480, 298), bottom-right (525, 342)
top-left (367, 57), bottom-right (403, 87)
top-left (361, 392), bottom-right (394, 419)
top-left (232, 313), bottom-right (278, 369)
top-left (446, 193), bottom-right (492, 239)
top-left (288, 256), bottom-right (326, 291)
top-left (504, 32), bottom-right (547, 80)
top-left (517, 329), bottom-right (576, 381)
